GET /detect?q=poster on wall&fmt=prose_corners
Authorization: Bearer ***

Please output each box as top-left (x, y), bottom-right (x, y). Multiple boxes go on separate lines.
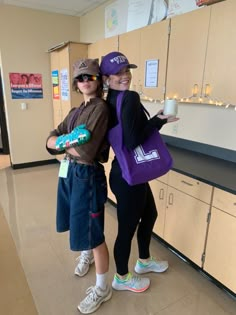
top-left (9, 72), bottom-right (43, 99)
top-left (105, 0), bottom-right (128, 38)
top-left (51, 70), bottom-right (60, 100)
top-left (60, 69), bottom-right (69, 101)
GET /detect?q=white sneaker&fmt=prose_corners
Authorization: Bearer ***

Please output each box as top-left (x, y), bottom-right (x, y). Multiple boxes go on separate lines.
top-left (78, 285), bottom-right (112, 314)
top-left (74, 252), bottom-right (94, 277)
top-left (134, 256), bottom-right (168, 274)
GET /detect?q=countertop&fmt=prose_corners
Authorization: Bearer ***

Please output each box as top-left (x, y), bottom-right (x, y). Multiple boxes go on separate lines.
top-left (168, 145), bottom-right (236, 195)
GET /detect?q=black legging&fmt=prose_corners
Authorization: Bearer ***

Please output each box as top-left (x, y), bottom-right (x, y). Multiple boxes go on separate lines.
top-left (109, 161), bottom-right (157, 275)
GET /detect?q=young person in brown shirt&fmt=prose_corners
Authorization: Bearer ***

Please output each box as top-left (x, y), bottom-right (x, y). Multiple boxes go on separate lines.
top-left (46, 59), bottom-right (111, 314)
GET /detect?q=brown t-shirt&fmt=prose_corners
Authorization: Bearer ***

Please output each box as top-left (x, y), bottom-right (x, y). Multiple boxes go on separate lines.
top-left (46, 97), bottom-right (109, 164)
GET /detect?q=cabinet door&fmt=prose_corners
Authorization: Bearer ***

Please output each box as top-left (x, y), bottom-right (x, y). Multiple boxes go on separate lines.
top-left (50, 43), bottom-right (87, 125)
top-left (149, 179), bottom-right (167, 238)
top-left (88, 35), bottom-right (118, 62)
top-left (166, 7), bottom-right (211, 100)
top-left (140, 19), bottom-right (169, 101)
top-left (69, 43), bottom-right (88, 109)
top-left (119, 29), bottom-right (141, 91)
top-left (164, 186), bottom-right (210, 266)
top-left (203, 0), bottom-right (236, 105)
top-left (204, 207), bottom-right (236, 293)
top-left (55, 47), bottom-right (72, 120)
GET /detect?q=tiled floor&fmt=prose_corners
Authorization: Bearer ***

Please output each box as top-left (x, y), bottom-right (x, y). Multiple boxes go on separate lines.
top-left (0, 159), bottom-right (235, 315)
top-left (0, 154), bottom-right (11, 169)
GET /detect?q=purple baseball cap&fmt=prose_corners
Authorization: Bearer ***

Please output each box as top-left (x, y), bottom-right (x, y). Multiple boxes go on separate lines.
top-left (100, 51), bottom-right (137, 76)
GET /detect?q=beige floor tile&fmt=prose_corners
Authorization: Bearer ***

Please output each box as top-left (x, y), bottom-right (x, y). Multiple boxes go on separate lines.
top-left (0, 164), bottom-right (235, 315)
top-left (156, 291), bottom-right (234, 315)
top-left (0, 154), bottom-right (10, 169)
top-left (0, 206), bottom-right (38, 315)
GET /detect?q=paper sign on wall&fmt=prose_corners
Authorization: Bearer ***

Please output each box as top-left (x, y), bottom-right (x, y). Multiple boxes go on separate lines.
top-left (52, 70), bottom-right (59, 100)
top-left (145, 60), bottom-right (159, 88)
top-left (60, 69), bottom-right (69, 101)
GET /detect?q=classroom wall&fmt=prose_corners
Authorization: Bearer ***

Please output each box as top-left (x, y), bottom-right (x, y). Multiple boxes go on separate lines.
top-left (0, 2), bottom-right (235, 166)
top-left (80, 3), bottom-right (236, 152)
top-left (0, 5), bottom-right (81, 165)
top-left (144, 101), bottom-right (235, 151)
top-left (80, 0), bottom-right (113, 43)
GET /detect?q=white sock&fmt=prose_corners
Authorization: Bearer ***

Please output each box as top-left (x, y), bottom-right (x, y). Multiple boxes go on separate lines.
top-left (96, 272), bottom-right (108, 290)
top-left (82, 250), bottom-right (92, 257)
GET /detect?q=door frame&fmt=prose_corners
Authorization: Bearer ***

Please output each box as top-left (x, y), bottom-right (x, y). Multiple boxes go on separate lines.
top-left (0, 70), bottom-right (10, 154)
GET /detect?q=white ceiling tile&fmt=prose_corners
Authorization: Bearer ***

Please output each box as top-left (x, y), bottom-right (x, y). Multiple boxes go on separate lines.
top-left (2, 0), bottom-right (110, 16)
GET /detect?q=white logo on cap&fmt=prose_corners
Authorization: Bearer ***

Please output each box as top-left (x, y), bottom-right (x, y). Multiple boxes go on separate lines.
top-left (110, 56), bottom-right (127, 64)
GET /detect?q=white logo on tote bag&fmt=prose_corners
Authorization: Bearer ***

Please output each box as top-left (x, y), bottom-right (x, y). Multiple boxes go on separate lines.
top-left (134, 145), bottom-right (160, 164)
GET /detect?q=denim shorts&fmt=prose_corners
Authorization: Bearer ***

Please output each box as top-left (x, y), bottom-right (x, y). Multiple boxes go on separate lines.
top-left (56, 161), bottom-right (107, 251)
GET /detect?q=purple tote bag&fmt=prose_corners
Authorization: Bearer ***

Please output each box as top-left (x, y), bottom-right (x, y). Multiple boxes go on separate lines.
top-left (108, 91), bottom-right (173, 185)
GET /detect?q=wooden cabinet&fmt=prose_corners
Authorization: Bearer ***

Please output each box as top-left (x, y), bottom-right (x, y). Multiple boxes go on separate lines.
top-left (166, 7), bottom-right (211, 100)
top-left (88, 36), bottom-right (118, 63)
top-left (119, 28), bottom-right (141, 91)
top-left (166, 0), bottom-right (236, 105)
top-left (203, 0), bottom-right (236, 105)
top-left (164, 171), bottom-right (213, 266)
top-left (49, 42), bottom-right (88, 127)
top-left (151, 171), bottom-right (213, 266)
top-left (107, 162), bottom-right (235, 292)
top-left (119, 20), bottom-right (169, 100)
top-left (204, 188), bottom-right (236, 293)
top-left (140, 20), bottom-right (169, 101)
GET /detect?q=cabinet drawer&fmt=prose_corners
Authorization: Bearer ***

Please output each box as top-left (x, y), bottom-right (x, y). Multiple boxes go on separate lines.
top-left (157, 172), bottom-right (169, 184)
top-left (213, 188), bottom-right (236, 217)
top-left (169, 171), bottom-right (212, 204)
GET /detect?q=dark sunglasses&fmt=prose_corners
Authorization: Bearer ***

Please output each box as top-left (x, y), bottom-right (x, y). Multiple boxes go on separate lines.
top-left (77, 74), bottom-right (99, 82)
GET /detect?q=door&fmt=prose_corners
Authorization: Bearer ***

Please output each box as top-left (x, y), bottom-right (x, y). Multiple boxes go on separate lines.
top-left (0, 71), bottom-right (10, 154)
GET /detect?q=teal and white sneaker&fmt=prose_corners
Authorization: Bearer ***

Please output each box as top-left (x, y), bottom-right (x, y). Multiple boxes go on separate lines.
top-left (112, 272), bottom-right (150, 293)
top-left (78, 285), bottom-right (112, 314)
top-left (134, 257), bottom-right (168, 274)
